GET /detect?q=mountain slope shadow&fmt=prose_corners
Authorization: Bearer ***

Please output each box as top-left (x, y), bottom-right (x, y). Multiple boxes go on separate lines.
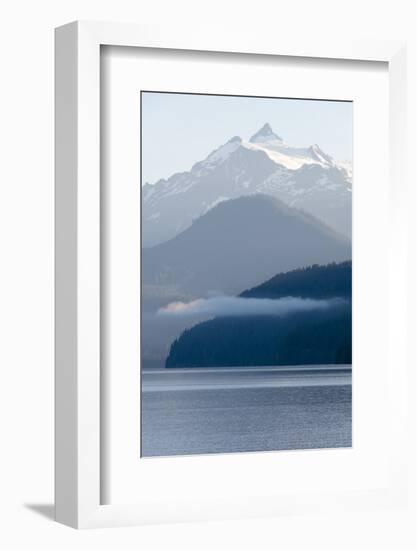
top-left (143, 194), bottom-right (351, 296)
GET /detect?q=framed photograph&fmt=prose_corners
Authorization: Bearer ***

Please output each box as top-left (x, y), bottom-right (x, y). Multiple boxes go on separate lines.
top-left (55, 21), bottom-right (407, 528)
top-left (140, 92), bottom-right (353, 458)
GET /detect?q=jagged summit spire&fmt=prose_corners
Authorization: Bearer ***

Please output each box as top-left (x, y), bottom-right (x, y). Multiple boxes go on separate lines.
top-left (249, 123), bottom-right (283, 144)
top-left (309, 144), bottom-right (334, 165)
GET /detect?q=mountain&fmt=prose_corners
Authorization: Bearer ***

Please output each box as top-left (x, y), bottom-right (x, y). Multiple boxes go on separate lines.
top-left (249, 122), bottom-right (283, 143)
top-left (142, 194), bottom-right (351, 296)
top-left (142, 124), bottom-right (352, 247)
top-left (241, 261), bottom-right (352, 300)
top-left (165, 261), bottom-right (352, 368)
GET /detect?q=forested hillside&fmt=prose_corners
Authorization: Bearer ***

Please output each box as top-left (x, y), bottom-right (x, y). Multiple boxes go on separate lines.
top-left (166, 261), bottom-right (352, 368)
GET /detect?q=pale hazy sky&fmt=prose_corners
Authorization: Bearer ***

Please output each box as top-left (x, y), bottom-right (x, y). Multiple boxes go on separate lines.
top-left (141, 92), bottom-right (352, 185)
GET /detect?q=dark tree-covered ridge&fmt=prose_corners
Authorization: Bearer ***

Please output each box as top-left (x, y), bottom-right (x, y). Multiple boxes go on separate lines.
top-left (240, 261), bottom-right (352, 300)
top-left (166, 260), bottom-right (352, 368)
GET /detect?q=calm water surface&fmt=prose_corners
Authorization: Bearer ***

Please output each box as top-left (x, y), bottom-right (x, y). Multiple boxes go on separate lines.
top-left (141, 365), bottom-right (352, 457)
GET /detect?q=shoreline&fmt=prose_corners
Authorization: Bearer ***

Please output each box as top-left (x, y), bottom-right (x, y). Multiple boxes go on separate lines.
top-left (142, 364), bottom-right (352, 392)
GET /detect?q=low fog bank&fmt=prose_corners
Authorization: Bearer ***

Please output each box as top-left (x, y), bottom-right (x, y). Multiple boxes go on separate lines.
top-left (158, 295), bottom-right (346, 318)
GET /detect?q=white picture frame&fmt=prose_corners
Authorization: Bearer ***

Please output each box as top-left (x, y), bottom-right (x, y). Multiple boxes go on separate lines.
top-left (55, 21), bottom-right (407, 529)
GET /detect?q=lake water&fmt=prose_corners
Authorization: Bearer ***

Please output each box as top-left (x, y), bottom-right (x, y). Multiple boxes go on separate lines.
top-left (141, 365), bottom-right (352, 457)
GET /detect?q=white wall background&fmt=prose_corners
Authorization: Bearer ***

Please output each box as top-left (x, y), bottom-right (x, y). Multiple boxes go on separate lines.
top-left (0, 0), bottom-right (416, 547)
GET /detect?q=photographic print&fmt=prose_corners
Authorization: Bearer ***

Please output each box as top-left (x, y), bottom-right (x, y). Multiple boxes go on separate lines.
top-left (140, 91), bottom-right (352, 457)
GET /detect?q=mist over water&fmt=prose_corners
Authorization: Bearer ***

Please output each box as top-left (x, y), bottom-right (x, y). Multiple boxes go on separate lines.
top-left (158, 295), bottom-right (345, 318)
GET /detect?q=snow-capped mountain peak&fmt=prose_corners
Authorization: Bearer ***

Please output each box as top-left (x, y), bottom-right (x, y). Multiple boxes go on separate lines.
top-left (309, 144), bottom-right (334, 165)
top-left (237, 123), bottom-right (336, 171)
top-left (249, 123), bottom-right (283, 144)
top-left (245, 137), bottom-right (335, 171)
top-left (191, 124), bottom-right (337, 174)
top-left (192, 135), bottom-right (242, 172)
top-left (142, 125), bottom-right (352, 247)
